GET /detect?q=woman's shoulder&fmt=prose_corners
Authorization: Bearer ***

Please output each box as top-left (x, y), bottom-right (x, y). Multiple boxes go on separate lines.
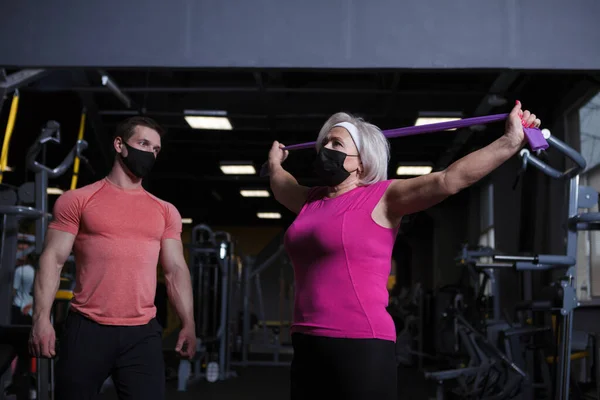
top-left (362, 179), bottom-right (395, 192)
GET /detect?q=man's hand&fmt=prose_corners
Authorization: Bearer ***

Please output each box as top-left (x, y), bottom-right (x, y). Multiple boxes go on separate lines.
top-left (29, 318), bottom-right (56, 358)
top-left (175, 325), bottom-right (196, 359)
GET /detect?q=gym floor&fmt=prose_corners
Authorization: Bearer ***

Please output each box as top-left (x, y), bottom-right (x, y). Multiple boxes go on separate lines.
top-left (98, 366), bottom-right (434, 399)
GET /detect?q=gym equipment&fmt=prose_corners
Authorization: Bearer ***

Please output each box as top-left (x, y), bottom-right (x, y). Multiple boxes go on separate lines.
top-left (452, 245), bottom-right (555, 399)
top-left (70, 110), bottom-right (87, 190)
top-left (491, 128), bottom-right (593, 400)
top-left (424, 252), bottom-right (523, 399)
top-left (177, 224), bottom-right (237, 392)
top-left (0, 120), bottom-right (88, 400)
top-left (426, 300), bottom-right (531, 399)
top-left (232, 233), bottom-right (294, 367)
top-left (388, 283), bottom-right (428, 369)
top-left (426, 127), bottom-right (592, 400)
top-left (0, 90), bottom-right (20, 184)
top-left (260, 113), bottom-right (549, 176)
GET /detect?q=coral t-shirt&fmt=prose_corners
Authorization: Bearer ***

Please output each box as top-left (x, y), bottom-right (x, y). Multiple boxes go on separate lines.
top-left (48, 177), bottom-right (182, 326)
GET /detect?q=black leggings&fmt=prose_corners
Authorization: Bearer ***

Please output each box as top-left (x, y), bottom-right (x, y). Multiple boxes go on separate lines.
top-left (290, 333), bottom-right (397, 400)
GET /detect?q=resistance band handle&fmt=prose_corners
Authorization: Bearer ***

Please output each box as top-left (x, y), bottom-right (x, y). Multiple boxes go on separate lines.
top-left (523, 127), bottom-right (549, 152)
top-left (519, 130), bottom-right (587, 180)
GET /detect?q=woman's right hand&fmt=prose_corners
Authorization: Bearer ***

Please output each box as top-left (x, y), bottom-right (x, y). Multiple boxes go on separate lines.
top-left (268, 141), bottom-right (289, 167)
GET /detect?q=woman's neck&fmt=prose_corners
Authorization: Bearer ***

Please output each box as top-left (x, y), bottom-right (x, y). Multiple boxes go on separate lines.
top-left (327, 175), bottom-right (361, 198)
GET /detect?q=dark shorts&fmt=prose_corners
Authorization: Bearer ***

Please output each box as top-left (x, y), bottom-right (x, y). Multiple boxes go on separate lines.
top-left (55, 311), bottom-right (165, 400)
top-left (290, 333), bottom-right (398, 400)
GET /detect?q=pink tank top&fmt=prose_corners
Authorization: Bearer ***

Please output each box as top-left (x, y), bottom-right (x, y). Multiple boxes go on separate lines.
top-left (284, 180), bottom-right (398, 341)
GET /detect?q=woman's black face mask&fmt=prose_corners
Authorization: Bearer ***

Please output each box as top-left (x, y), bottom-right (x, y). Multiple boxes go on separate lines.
top-left (312, 147), bottom-right (359, 187)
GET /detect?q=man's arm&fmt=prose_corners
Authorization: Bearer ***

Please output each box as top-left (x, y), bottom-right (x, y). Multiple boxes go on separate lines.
top-left (33, 229), bottom-right (75, 322)
top-left (160, 238), bottom-right (195, 330)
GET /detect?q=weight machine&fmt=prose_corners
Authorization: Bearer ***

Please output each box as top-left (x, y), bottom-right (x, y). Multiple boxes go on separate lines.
top-left (0, 121), bottom-right (87, 400)
top-left (177, 224), bottom-right (237, 391)
top-left (232, 243), bottom-right (294, 367)
top-left (426, 128), bottom-right (595, 400)
top-left (389, 282), bottom-right (428, 369)
top-left (440, 245), bottom-right (556, 399)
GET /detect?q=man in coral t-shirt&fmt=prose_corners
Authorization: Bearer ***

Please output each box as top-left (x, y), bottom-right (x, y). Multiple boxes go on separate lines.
top-left (29, 116), bottom-right (196, 399)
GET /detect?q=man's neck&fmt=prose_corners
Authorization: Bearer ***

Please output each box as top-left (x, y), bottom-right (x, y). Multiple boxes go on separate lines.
top-left (106, 161), bottom-right (143, 190)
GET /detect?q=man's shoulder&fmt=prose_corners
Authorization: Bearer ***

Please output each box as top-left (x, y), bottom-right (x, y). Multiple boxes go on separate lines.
top-left (52, 180), bottom-right (107, 214)
top-left (61, 179), bottom-right (106, 200)
top-left (144, 191), bottom-right (178, 212)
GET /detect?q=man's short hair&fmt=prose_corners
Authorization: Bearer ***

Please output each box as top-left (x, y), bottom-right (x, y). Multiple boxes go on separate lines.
top-left (113, 116), bottom-right (165, 142)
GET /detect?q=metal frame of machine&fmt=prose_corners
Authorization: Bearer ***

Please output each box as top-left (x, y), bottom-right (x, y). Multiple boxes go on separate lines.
top-left (177, 224), bottom-right (237, 391)
top-left (0, 121), bottom-right (87, 400)
top-left (426, 128), bottom-right (595, 400)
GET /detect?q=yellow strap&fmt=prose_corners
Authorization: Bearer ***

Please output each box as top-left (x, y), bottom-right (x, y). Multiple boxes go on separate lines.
top-left (387, 276), bottom-right (396, 291)
top-left (0, 91), bottom-right (20, 184)
top-left (70, 111), bottom-right (86, 190)
top-left (546, 351), bottom-right (589, 364)
top-left (55, 290), bottom-right (74, 301)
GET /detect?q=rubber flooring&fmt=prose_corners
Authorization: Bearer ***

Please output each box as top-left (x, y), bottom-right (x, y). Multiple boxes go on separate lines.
top-left (98, 365), bottom-right (434, 400)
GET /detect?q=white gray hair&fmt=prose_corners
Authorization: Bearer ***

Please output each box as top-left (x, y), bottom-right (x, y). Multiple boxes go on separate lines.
top-left (315, 112), bottom-right (390, 185)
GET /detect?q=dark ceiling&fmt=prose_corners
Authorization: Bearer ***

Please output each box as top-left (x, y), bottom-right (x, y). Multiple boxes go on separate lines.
top-left (0, 68), bottom-right (596, 227)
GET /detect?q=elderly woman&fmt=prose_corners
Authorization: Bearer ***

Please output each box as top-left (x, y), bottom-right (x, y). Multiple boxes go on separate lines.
top-left (268, 101), bottom-right (540, 400)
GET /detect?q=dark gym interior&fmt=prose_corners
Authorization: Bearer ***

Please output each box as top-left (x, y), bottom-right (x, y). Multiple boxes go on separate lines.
top-left (1, 1), bottom-right (600, 399)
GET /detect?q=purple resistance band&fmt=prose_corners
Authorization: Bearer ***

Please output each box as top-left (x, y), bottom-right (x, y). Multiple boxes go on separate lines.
top-left (282, 113), bottom-right (549, 152)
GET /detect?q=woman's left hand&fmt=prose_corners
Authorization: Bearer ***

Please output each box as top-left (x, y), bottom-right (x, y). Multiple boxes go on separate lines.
top-left (504, 100), bottom-right (542, 148)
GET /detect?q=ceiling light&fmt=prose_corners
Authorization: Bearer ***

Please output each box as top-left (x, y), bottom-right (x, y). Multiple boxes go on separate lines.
top-left (220, 161), bottom-right (256, 175)
top-left (414, 112), bottom-right (462, 131)
top-left (414, 117), bottom-right (462, 130)
top-left (396, 165), bottom-right (433, 176)
top-left (181, 218), bottom-right (193, 224)
top-left (47, 187), bottom-right (64, 195)
top-left (257, 212), bottom-right (281, 219)
top-left (240, 190), bottom-right (270, 197)
top-left (100, 72), bottom-right (132, 108)
top-left (184, 110), bottom-right (232, 130)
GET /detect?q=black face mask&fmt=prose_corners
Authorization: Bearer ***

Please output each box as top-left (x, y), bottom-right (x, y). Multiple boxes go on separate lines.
top-left (120, 142), bottom-right (156, 178)
top-left (312, 147), bottom-right (358, 187)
